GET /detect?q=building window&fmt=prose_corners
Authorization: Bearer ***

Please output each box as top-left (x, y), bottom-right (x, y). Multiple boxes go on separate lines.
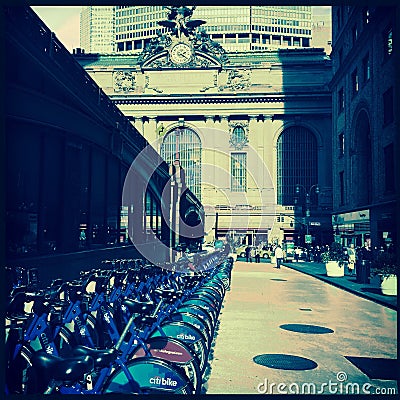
top-left (161, 127), bottom-right (202, 200)
top-left (338, 87), bottom-right (344, 113)
top-left (362, 53), bottom-right (371, 83)
top-left (351, 68), bottom-right (359, 96)
top-left (384, 143), bottom-right (395, 193)
top-left (339, 171), bottom-right (345, 206)
top-left (383, 25), bottom-right (393, 58)
top-left (232, 126), bottom-right (246, 144)
top-left (231, 153), bottom-right (247, 192)
top-left (383, 87), bottom-right (394, 125)
top-left (338, 133), bottom-right (345, 157)
top-left (277, 126), bottom-right (318, 205)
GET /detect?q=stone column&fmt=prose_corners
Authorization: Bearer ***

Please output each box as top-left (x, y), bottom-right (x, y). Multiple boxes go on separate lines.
top-left (248, 115), bottom-right (259, 147)
top-left (147, 117), bottom-right (157, 145)
top-left (220, 115), bottom-right (229, 133)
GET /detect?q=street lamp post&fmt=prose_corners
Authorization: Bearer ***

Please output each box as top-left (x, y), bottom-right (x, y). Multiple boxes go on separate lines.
top-left (295, 184), bottom-right (319, 243)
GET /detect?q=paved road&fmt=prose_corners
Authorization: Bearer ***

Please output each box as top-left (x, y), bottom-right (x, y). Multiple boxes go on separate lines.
top-left (205, 260), bottom-right (398, 395)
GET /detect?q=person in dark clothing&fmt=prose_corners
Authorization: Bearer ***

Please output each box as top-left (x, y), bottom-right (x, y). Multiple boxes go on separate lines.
top-left (245, 246), bottom-right (252, 263)
top-left (359, 242), bottom-right (372, 261)
top-left (356, 242), bottom-right (372, 283)
top-left (255, 248), bottom-right (261, 263)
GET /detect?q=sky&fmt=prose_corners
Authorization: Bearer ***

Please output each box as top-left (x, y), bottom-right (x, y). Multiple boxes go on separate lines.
top-left (31, 5), bottom-right (332, 53)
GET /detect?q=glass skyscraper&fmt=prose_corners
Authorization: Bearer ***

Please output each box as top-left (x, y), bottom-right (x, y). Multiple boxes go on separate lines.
top-left (83, 5), bottom-right (312, 53)
top-left (80, 6), bottom-right (115, 53)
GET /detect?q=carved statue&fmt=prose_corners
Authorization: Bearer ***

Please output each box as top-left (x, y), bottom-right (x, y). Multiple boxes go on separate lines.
top-left (139, 5), bottom-right (229, 68)
top-left (158, 5), bottom-right (205, 39)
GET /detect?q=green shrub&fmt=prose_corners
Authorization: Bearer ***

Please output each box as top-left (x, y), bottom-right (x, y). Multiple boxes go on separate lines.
top-left (321, 242), bottom-right (347, 266)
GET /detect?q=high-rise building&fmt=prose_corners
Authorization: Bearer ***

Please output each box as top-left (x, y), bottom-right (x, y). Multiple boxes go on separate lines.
top-left (329, 6), bottom-right (398, 250)
top-left (312, 9), bottom-right (332, 53)
top-left (80, 6), bottom-right (115, 53)
top-left (114, 5), bottom-right (313, 53)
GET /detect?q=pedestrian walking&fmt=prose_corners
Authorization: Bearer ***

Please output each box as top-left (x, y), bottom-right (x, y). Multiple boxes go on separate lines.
top-left (294, 247), bottom-right (302, 262)
top-left (255, 248), bottom-right (261, 263)
top-left (347, 243), bottom-right (356, 275)
top-left (250, 246), bottom-right (256, 263)
top-left (274, 245), bottom-right (283, 269)
top-left (245, 246), bottom-right (252, 263)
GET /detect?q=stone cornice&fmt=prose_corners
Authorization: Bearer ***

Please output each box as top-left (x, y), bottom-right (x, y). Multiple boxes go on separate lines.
top-left (112, 92), bottom-right (331, 105)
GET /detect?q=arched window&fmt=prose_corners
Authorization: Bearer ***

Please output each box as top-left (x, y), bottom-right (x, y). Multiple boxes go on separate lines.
top-left (233, 125), bottom-right (245, 142)
top-left (277, 126), bottom-right (318, 205)
top-left (229, 124), bottom-right (248, 149)
top-left (161, 127), bottom-right (202, 200)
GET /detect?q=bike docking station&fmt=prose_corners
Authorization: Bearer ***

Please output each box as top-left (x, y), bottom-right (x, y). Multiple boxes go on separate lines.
top-left (5, 249), bottom-right (234, 394)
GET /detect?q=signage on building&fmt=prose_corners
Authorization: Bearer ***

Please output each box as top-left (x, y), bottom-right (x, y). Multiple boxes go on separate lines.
top-left (332, 210), bottom-right (369, 225)
top-left (305, 234), bottom-right (312, 243)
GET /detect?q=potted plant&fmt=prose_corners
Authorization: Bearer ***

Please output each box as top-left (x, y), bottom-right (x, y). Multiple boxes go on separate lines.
top-left (321, 242), bottom-right (346, 277)
top-left (372, 252), bottom-right (398, 296)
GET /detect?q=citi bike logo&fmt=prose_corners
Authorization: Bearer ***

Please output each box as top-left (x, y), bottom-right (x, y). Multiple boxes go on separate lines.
top-left (74, 316), bottom-right (86, 337)
top-left (40, 333), bottom-right (54, 355)
top-left (100, 305), bottom-right (111, 324)
top-left (177, 333), bottom-right (195, 341)
top-left (149, 376), bottom-right (178, 387)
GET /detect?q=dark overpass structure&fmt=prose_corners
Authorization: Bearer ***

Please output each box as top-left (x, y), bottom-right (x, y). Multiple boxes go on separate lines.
top-left (4, 6), bottom-right (204, 284)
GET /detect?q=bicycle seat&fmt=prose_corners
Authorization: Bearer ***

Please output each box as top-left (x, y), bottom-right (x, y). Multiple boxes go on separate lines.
top-left (154, 288), bottom-right (175, 298)
top-left (31, 350), bottom-right (94, 383)
top-left (72, 345), bottom-right (118, 368)
top-left (122, 298), bottom-right (154, 315)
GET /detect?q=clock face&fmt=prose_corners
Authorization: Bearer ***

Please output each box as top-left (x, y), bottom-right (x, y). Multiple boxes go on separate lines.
top-left (170, 42), bottom-right (192, 65)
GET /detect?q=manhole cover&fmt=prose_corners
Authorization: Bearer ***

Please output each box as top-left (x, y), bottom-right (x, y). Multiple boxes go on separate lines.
top-left (299, 308), bottom-right (312, 311)
top-left (270, 278), bottom-right (287, 281)
top-left (280, 324), bottom-right (334, 334)
top-left (253, 354), bottom-right (318, 370)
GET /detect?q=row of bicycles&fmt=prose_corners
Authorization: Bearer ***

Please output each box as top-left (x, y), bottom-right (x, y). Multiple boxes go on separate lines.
top-left (5, 250), bottom-right (234, 394)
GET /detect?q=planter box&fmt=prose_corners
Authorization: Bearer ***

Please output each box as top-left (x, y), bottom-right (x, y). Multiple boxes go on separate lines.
top-left (325, 261), bottom-right (344, 277)
top-left (380, 274), bottom-right (397, 296)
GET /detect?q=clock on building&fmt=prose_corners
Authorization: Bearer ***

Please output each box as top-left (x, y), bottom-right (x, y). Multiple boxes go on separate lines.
top-left (169, 42), bottom-right (193, 65)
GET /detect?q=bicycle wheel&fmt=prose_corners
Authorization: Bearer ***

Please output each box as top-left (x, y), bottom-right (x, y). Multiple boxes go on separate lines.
top-left (177, 305), bottom-right (214, 335)
top-left (151, 321), bottom-right (208, 373)
top-left (102, 357), bottom-right (193, 394)
top-left (195, 286), bottom-right (223, 303)
top-left (170, 312), bottom-right (212, 348)
top-left (182, 298), bottom-right (217, 326)
top-left (130, 336), bottom-right (202, 394)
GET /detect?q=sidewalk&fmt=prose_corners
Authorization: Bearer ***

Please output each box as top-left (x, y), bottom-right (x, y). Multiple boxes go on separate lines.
top-left (282, 261), bottom-right (397, 310)
top-left (204, 260), bottom-right (398, 395)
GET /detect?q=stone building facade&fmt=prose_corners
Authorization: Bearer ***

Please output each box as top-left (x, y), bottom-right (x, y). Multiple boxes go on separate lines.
top-left (76, 8), bottom-right (333, 247)
top-left (329, 6), bottom-right (398, 251)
